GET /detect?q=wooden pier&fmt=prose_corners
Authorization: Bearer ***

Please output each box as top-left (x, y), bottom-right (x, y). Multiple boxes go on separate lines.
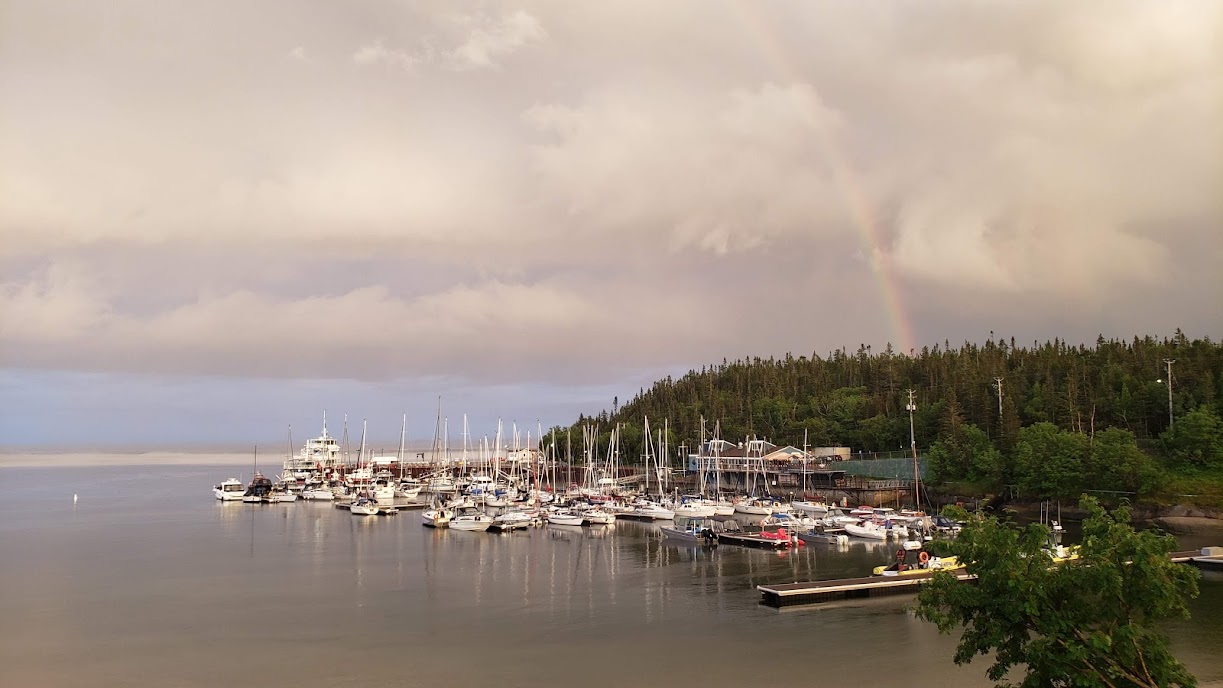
top-left (759, 547), bottom-right (1223, 608)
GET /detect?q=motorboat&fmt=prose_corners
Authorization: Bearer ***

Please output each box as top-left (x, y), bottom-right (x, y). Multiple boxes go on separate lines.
top-left (396, 477), bottom-right (422, 500)
top-left (660, 517), bottom-right (720, 545)
top-left (449, 509), bottom-right (493, 532)
top-left (629, 501), bottom-right (675, 520)
top-left (791, 499), bottom-right (829, 517)
top-left (546, 510), bottom-right (585, 526)
top-left (797, 525), bottom-right (849, 546)
top-left (579, 507), bottom-right (616, 525)
top-left (303, 486), bottom-right (336, 501)
top-left (213, 478), bottom-right (246, 501)
top-left (421, 505), bottom-right (453, 528)
top-left (716, 520), bottom-right (802, 549)
top-left (269, 488), bottom-right (298, 503)
top-left (491, 509), bottom-right (539, 532)
top-left (844, 520), bottom-right (894, 540)
top-left (673, 497), bottom-right (717, 519)
top-left (872, 540), bottom-right (962, 576)
top-left (371, 477), bottom-right (397, 504)
top-left (350, 496), bottom-right (381, 516)
top-left (733, 497), bottom-right (786, 516)
top-left (242, 472), bottom-right (274, 503)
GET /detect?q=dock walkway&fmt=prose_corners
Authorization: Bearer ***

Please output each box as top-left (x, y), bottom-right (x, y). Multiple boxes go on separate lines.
top-left (760, 547), bottom-right (1222, 608)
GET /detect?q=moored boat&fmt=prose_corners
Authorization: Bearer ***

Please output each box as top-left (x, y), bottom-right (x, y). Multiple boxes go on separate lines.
top-left (213, 478), bottom-right (245, 501)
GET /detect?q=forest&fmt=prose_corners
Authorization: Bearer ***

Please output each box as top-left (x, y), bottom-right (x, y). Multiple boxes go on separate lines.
top-left (550, 331), bottom-right (1223, 505)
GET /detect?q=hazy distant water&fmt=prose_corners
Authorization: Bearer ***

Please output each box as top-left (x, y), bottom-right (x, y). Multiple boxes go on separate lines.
top-left (1, 464), bottom-right (1220, 688)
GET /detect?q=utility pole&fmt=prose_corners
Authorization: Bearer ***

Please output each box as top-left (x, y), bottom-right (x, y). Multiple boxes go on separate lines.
top-left (1161, 359), bottom-right (1176, 430)
top-left (906, 389), bottom-right (920, 508)
top-left (993, 377), bottom-right (1004, 422)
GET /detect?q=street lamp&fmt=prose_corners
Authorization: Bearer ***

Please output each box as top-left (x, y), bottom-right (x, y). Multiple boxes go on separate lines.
top-left (1158, 359), bottom-right (1175, 430)
top-left (906, 389), bottom-right (920, 508)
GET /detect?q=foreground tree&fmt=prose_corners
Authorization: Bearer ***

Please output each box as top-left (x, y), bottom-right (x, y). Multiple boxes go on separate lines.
top-left (916, 497), bottom-right (1200, 687)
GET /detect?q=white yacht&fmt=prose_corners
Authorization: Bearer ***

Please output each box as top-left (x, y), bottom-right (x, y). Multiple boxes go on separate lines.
top-left (733, 497), bottom-right (785, 516)
top-left (579, 507), bottom-right (616, 525)
top-left (302, 486), bottom-right (336, 501)
top-left (673, 497), bottom-right (717, 519)
top-left (546, 510), bottom-right (585, 526)
top-left (791, 500), bottom-right (830, 517)
top-left (350, 496), bottom-right (380, 516)
top-left (449, 509), bottom-right (493, 532)
top-left (421, 505), bottom-right (453, 528)
top-left (284, 414), bottom-right (344, 480)
top-left (213, 478), bottom-right (246, 501)
top-left (371, 476), bottom-right (397, 504)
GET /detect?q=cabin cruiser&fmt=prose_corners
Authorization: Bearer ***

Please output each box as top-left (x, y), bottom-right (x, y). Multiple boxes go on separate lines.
top-left (791, 499), bottom-right (830, 517)
top-left (672, 496), bottom-right (717, 519)
top-left (577, 506), bottom-right (616, 525)
top-left (546, 510), bottom-right (585, 526)
top-left (734, 497), bottom-right (787, 516)
top-left (242, 472), bottom-right (274, 503)
top-left (213, 478), bottom-right (246, 501)
top-left (449, 509), bottom-right (494, 532)
top-left (421, 504), bottom-right (453, 528)
top-left (660, 517), bottom-right (720, 545)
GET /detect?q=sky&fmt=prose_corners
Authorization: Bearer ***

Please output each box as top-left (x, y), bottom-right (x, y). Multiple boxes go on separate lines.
top-left (1, 0), bottom-right (1220, 450)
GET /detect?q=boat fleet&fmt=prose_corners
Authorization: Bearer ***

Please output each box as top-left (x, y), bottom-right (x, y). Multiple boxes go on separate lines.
top-left (212, 414), bottom-right (964, 554)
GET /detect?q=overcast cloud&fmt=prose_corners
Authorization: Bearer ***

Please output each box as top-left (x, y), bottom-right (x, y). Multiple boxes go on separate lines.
top-left (1, 0), bottom-right (1220, 447)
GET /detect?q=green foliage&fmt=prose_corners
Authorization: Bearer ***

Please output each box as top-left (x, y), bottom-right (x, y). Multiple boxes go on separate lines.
top-left (556, 334), bottom-right (1221, 486)
top-left (1162, 407), bottom-right (1223, 467)
top-left (916, 497), bottom-right (1200, 687)
top-left (1086, 428), bottom-right (1162, 495)
top-left (927, 423), bottom-right (1003, 486)
top-left (1014, 422), bottom-right (1090, 501)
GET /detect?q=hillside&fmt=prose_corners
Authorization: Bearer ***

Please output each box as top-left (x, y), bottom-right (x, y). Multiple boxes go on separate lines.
top-left (551, 331), bottom-right (1223, 505)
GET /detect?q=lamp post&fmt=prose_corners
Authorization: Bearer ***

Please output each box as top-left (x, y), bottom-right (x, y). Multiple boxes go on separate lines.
top-left (1158, 359), bottom-right (1175, 430)
top-left (906, 389), bottom-right (920, 508)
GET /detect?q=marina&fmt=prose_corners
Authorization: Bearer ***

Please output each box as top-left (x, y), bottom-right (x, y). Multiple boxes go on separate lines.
top-left (3, 462), bottom-right (1223, 688)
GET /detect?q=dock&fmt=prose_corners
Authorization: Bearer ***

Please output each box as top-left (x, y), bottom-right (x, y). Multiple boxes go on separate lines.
top-left (759, 546), bottom-right (1223, 608)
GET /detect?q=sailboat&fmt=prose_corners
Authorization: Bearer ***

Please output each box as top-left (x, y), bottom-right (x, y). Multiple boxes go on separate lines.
top-left (242, 444), bottom-right (273, 503)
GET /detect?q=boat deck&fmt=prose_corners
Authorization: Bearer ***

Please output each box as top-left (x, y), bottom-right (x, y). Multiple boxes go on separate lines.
top-left (717, 532), bottom-right (792, 549)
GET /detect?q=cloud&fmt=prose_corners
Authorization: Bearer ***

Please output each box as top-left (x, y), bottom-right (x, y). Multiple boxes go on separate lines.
top-left (352, 39), bottom-right (419, 70)
top-left (447, 10), bottom-right (546, 70)
top-left (0, 0), bottom-right (1219, 397)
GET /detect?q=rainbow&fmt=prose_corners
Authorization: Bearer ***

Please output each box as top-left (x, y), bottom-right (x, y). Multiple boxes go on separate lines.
top-left (729, 3), bottom-right (917, 355)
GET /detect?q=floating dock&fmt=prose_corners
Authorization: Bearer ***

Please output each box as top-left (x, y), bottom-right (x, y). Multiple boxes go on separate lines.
top-left (759, 546), bottom-right (1223, 608)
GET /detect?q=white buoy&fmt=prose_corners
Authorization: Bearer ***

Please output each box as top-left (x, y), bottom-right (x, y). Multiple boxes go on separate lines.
top-left (73, 493), bottom-right (78, 504)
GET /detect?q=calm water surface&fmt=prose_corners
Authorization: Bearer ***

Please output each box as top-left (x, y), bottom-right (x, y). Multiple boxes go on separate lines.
top-left (1, 465), bottom-right (1220, 687)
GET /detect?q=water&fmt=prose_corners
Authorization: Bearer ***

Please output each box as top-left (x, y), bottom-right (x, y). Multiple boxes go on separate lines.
top-left (1, 464), bottom-right (1220, 687)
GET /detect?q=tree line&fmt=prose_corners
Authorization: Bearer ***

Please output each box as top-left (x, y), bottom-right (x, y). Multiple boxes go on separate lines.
top-left (551, 331), bottom-right (1223, 500)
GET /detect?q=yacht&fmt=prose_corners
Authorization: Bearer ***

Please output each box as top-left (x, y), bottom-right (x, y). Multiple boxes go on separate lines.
top-left (213, 478), bottom-right (246, 501)
top-left (672, 497), bottom-right (717, 519)
top-left (546, 510), bottom-right (585, 526)
top-left (350, 496), bottom-right (381, 516)
top-left (791, 499), bottom-right (829, 517)
top-left (283, 414), bottom-right (344, 480)
top-left (449, 509), bottom-right (493, 532)
top-left (421, 505), bottom-right (453, 528)
top-left (242, 472), bottom-right (274, 503)
top-left (660, 517), bottom-right (720, 545)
